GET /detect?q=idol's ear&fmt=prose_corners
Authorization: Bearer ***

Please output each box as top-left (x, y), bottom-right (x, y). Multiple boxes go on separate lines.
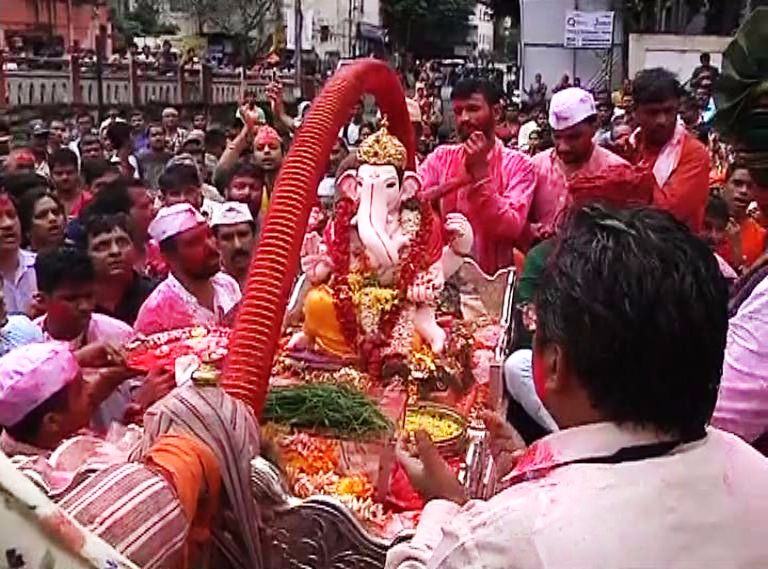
top-left (401, 171), bottom-right (423, 201)
top-left (336, 169), bottom-right (359, 202)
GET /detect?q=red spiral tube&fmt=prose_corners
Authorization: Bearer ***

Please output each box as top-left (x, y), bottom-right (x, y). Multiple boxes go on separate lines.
top-left (221, 60), bottom-right (414, 416)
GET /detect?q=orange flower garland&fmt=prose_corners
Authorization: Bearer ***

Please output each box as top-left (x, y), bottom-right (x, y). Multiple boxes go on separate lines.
top-left (329, 197), bottom-right (435, 376)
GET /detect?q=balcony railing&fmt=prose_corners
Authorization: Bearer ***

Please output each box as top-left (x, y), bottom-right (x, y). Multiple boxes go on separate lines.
top-left (0, 53), bottom-right (305, 108)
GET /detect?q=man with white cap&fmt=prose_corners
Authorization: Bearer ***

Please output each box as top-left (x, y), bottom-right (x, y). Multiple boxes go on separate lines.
top-left (161, 106), bottom-right (187, 154)
top-left (0, 342), bottom-right (128, 451)
top-left (527, 87), bottom-right (632, 239)
top-left (134, 203), bottom-right (241, 334)
top-left (211, 202), bottom-right (257, 291)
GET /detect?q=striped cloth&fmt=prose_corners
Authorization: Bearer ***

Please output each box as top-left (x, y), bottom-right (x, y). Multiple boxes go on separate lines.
top-left (130, 386), bottom-right (263, 569)
top-left (58, 462), bottom-right (188, 569)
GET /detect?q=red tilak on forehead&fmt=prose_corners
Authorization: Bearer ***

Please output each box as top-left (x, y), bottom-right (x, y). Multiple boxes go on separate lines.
top-left (254, 126), bottom-right (280, 146)
top-left (0, 194), bottom-right (14, 208)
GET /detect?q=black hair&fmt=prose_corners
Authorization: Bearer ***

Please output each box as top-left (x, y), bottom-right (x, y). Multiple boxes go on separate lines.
top-left (632, 68), bottom-right (683, 105)
top-left (35, 246), bottom-right (95, 294)
top-left (78, 133), bottom-right (101, 151)
top-left (159, 235), bottom-right (178, 255)
top-left (535, 205), bottom-right (728, 438)
top-left (85, 212), bottom-right (132, 245)
top-left (17, 188), bottom-right (63, 246)
top-left (705, 193), bottom-right (730, 224)
top-left (205, 127), bottom-right (227, 148)
top-left (81, 158), bottom-right (118, 186)
top-left (159, 162), bottom-right (200, 195)
top-left (0, 172), bottom-right (50, 202)
top-left (75, 110), bottom-right (93, 122)
top-left (450, 77), bottom-right (501, 106)
top-left (4, 384), bottom-right (70, 442)
top-left (105, 121), bottom-right (132, 151)
top-left (725, 160), bottom-right (749, 183)
top-left (80, 176), bottom-right (133, 220)
top-left (228, 161), bottom-right (265, 185)
top-left (49, 148), bottom-right (79, 171)
top-left (147, 122), bottom-right (165, 135)
top-left (130, 109), bottom-right (144, 118)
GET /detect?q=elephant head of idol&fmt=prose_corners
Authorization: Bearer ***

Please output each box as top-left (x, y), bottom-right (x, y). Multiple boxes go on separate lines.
top-left (336, 123), bottom-right (422, 271)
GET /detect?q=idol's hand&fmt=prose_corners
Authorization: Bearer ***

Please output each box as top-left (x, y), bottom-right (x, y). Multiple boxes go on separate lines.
top-left (445, 213), bottom-right (473, 255)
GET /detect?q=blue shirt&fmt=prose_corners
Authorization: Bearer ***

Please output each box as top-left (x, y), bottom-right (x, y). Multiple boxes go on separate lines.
top-left (0, 314), bottom-right (44, 357)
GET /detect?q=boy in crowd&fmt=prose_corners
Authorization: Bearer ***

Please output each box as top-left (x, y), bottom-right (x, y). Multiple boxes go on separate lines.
top-left (33, 246), bottom-right (136, 431)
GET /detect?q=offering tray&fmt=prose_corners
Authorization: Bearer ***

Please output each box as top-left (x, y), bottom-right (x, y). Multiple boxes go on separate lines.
top-left (124, 326), bottom-right (229, 372)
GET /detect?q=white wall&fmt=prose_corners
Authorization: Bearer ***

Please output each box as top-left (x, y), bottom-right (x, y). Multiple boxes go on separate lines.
top-left (520, 0), bottom-right (624, 93)
top-left (628, 33), bottom-right (732, 83)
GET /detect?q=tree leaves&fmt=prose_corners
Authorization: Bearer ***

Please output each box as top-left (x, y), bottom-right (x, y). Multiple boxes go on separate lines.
top-left (381, 0), bottom-right (475, 57)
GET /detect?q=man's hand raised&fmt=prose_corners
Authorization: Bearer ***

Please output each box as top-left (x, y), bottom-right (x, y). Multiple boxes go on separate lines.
top-left (463, 131), bottom-right (490, 180)
top-left (396, 430), bottom-right (467, 504)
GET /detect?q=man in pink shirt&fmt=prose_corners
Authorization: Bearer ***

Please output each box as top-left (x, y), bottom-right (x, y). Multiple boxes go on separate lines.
top-left (418, 78), bottom-right (535, 274)
top-left (387, 206), bottom-right (768, 569)
top-left (134, 203), bottom-right (241, 335)
top-left (528, 87), bottom-right (632, 239)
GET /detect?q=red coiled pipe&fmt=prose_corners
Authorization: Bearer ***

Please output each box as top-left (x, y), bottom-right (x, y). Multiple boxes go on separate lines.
top-left (221, 59), bottom-right (415, 416)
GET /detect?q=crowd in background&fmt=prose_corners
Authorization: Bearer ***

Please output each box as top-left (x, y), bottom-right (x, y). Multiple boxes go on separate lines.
top-left (0, 34), bottom-right (767, 565)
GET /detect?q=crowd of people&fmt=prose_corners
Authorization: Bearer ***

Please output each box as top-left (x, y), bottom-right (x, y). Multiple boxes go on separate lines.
top-left (0, 9), bottom-right (767, 566)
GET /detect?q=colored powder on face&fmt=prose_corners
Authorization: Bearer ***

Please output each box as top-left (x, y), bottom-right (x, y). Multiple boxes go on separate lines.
top-left (254, 126), bottom-right (281, 147)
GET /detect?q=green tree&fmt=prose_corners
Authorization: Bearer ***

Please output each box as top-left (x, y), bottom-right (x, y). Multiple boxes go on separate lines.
top-left (184, 0), bottom-right (278, 59)
top-left (112, 0), bottom-right (178, 41)
top-left (382, 0), bottom-right (475, 57)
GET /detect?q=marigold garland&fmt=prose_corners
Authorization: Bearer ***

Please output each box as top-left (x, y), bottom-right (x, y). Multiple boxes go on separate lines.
top-left (329, 196), bottom-right (435, 376)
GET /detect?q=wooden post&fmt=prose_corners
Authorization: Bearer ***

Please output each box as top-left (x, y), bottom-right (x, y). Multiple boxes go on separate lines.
top-left (95, 28), bottom-right (105, 120)
top-left (128, 55), bottom-right (139, 106)
top-left (69, 53), bottom-right (82, 104)
top-left (240, 65), bottom-right (247, 102)
top-left (0, 50), bottom-right (7, 109)
top-left (177, 63), bottom-right (186, 105)
top-left (201, 63), bottom-right (212, 107)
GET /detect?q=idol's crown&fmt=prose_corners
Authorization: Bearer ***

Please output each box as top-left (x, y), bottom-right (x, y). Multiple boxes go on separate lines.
top-left (357, 118), bottom-right (407, 169)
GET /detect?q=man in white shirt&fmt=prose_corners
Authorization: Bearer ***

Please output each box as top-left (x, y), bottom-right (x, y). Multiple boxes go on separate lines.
top-left (388, 205), bottom-right (768, 569)
top-left (0, 191), bottom-right (37, 314)
top-left (134, 203), bottom-right (241, 334)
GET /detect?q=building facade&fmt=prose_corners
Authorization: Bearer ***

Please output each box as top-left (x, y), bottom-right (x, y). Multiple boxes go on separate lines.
top-left (0, 0), bottom-right (111, 54)
top-left (282, 0), bottom-right (383, 60)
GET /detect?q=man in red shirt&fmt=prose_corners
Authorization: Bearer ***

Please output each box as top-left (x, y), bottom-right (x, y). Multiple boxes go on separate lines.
top-left (418, 78), bottom-right (535, 274)
top-left (630, 68), bottom-right (710, 232)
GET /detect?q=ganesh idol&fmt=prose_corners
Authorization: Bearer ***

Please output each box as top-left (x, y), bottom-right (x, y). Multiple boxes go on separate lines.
top-left (288, 123), bottom-right (473, 376)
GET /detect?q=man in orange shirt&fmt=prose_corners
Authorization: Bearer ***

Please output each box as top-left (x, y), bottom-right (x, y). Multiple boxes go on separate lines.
top-left (722, 164), bottom-right (767, 269)
top-left (630, 68), bottom-right (710, 232)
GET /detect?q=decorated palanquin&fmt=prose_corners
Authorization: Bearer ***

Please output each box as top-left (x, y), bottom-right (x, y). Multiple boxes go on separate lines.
top-left (241, 88), bottom-right (516, 554)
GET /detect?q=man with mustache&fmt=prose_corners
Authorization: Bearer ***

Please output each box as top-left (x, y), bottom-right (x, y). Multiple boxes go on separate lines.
top-left (133, 203), bottom-right (241, 334)
top-left (526, 87), bottom-right (633, 242)
top-left (418, 78), bottom-right (536, 273)
top-left (211, 202), bottom-right (257, 291)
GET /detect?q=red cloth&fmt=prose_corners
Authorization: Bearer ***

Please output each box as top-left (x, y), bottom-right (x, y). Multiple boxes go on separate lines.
top-left (635, 132), bottom-right (710, 232)
top-left (418, 140), bottom-right (536, 274)
top-left (69, 190), bottom-right (93, 218)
